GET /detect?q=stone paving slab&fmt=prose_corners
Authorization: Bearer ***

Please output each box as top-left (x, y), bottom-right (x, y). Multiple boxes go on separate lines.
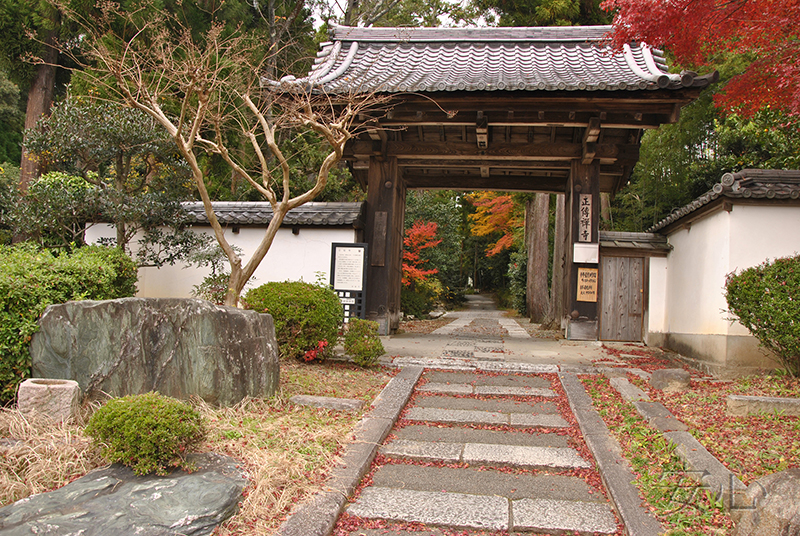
top-left (511, 498), bottom-right (618, 533)
top-left (726, 394), bottom-right (800, 416)
top-left (380, 439), bottom-right (463, 463)
top-left (472, 351), bottom-right (504, 361)
top-left (417, 382), bottom-right (473, 394)
top-left (423, 371), bottom-right (551, 389)
top-left (509, 413), bottom-right (569, 428)
top-left (633, 400), bottom-right (688, 432)
top-left (290, 395), bottom-right (365, 412)
top-left (474, 385), bottom-right (556, 397)
top-left (393, 424), bottom-right (570, 448)
top-left (346, 488), bottom-right (508, 531)
top-left (406, 407), bottom-right (508, 425)
top-left (608, 377), bottom-right (649, 403)
top-left (414, 395), bottom-right (558, 414)
top-left (370, 464), bottom-right (604, 502)
top-left (381, 439), bottom-right (588, 469)
top-left (462, 442), bottom-right (591, 469)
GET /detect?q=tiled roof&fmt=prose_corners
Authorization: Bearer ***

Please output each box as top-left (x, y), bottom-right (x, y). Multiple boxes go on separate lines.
top-left (276, 25), bottom-right (716, 94)
top-left (649, 169), bottom-right (800, 232)
top-left (183, 202), bottom-right (365, 227)
top-left (600, 231), bottom-right (671, 252)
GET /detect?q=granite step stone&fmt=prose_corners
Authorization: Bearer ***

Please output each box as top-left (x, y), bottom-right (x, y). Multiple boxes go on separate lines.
top-left (512, 498), bottom-right (618, 533)
top-left (405, 407), bottom-right (568, 428)
top-left (369, 464), bottom-right (604, 503)
top-left (393, 424), bottom-right (570, 448)
top-left (346, 487), bottom-right (509, 531)
top-left (381, 439), bottom-right (590, 469)
top-left (422, 371), bottom-right (552, 389)
top-left (413, 395), bottom-right (558, 414)
top-left (418, 382), bottom-right (556, 397)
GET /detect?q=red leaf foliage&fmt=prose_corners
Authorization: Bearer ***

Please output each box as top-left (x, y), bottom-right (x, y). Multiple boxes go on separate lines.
top-left (402, 220), bottom-right (442, 287)
top-left (602, 0), bottom-right (800, 116)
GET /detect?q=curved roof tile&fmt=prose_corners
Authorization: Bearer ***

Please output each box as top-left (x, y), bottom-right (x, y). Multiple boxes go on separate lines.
top-left (278, 25), bottom-right (715, 94)
top-left (183, 202), bottom-right (365, 227)
top-left (648, 170), bottom-right (800, 233)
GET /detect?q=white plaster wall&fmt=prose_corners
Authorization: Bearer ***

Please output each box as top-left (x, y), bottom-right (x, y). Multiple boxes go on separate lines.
top-left (86, 224), bottom-right (359, 298)
top-left (727, 204), bottom-right (800, 335)
top-left (664, 210), bottom-right (732, 335)
top-left (647, 256), bottom-right (668, 334)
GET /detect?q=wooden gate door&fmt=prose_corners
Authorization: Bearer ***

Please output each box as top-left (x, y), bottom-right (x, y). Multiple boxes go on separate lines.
top-left (600, 256), bottom-right (644, 341)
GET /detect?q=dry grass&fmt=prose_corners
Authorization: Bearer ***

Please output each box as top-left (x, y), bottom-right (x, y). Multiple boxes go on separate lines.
top-left (0, 410), bottom-right (104, 506)
top-left (0, 361), bottom-right (390, 536)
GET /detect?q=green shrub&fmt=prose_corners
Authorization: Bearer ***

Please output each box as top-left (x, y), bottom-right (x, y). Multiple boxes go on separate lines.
top-left (244, 281), bottom-right (341, 361)
top-left (725, 255), bottom-right (800, 376)
top-left (0, 244), bottom-right (138, 403)
top-left (401, 288), bottom-right (431, 318)
top-left (85, 392), bottom-right (206, 475)
top-left (344, 319), bottom-right (385, 367)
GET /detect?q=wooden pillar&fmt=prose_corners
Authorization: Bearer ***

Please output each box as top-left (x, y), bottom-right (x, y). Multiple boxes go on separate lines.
top-left (565, 160), bottom-right (601, 340)
top-left (364, 156), bottom-right (405, 335)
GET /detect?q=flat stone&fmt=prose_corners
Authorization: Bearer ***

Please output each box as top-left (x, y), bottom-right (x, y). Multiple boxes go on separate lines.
top-left (633, 401), bottom-right (688, 432)
top-left (393, 425), bottom-right (569, 448)
top-left (512, 498), bottom-right (618, 533)
top-left (0, 453), bottom-right (247, 536)
top-left (346, 530), bottom-right (449, 536)
top-left (473, 375), bottom-right (552, 389)
top-left (663, 431), bottom-right (747, 508)
top-left (474, 386), bottom-right (556, 397)
top-left (423, 371), bottom-right (480, 384)
top-left (726, 394), bottom-right (800, 417)
top-left (346, 487), bottom-right (508, 530)
top-left (380, 439), bottom-right (463, 463)
top-left (406, 407), bottom-right (508, 425)
top-left (609, 377), bottom-right (649, 403)
top-left (626, 368), bottom-right (651, 380)
top-left (414, 395), bottom-right (558, 414)
top-left (472, 352), bottom-right (504, 361)
top-left (369, 366), bottom-right (424, 420)
top-left (476, 362), bottom-right (559, 374)
top-left (650, 368), bottom-right (691, 392)
top-left (370, 464), bottom-right (602, 502)
top-left (509, 413), bottom-right (569, 428)
top-left (417, 382), bottom-right (473, 394)
top-left (290, 395), bottom-right (364, 412)
top-left (462, 443), bottom-right (591, 469)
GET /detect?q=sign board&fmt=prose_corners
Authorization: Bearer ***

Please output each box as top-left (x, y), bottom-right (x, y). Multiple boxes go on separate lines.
top-left (577, 267), bottom-right (598, 302)
top-left (573, 243), bottom-right (599, 264)
top-left (578, 194), bottom-right (592, 242)
top-left (330, 243), bottom-right (368, 322)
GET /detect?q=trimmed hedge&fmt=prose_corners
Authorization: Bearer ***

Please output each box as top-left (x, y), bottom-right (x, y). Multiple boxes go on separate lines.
top-left (0, 245), bottom-right (138, 403)
top-left (244, 281), bottom-right (341, 361)
top-left (85, 392), bottom-right (206, 476)
top-left (725, 255), bottom-right (800, 376)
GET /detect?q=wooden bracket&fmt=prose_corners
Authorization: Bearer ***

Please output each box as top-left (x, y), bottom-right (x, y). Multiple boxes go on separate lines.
top-left (476, 111), bottom-right (489, 149)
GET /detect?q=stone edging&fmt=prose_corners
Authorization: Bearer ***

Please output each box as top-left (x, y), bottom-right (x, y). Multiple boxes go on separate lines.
top-left (604, 371), bottom-right (748, 510)
top-left (276, 366), bottom-right (424, 536)
top-left (559, 372), bottom-right (665, 536)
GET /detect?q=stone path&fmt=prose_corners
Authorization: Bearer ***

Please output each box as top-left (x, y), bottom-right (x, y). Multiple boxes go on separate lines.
top-left (340, 369), bottom-right (619, 534)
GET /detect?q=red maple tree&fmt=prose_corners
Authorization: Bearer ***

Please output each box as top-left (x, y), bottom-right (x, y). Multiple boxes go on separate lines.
top-left (602, 0), bottom-right (800, 116)
top-left (402, 220), bottom-right (442, 287)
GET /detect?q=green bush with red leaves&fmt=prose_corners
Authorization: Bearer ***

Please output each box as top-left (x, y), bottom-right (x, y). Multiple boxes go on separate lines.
top-left (243, 281), bottom-right (341, 362)
top-left (725, 255), bottom-right (800, 376)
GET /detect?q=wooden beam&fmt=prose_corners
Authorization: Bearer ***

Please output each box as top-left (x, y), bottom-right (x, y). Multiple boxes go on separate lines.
top-left (404, 174), bottom-right (568, 192)
top-left (346, 140), bottom-right (640, 162)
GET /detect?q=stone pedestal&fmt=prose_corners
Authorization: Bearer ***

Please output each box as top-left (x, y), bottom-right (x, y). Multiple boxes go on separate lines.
top-left (18, 378), bottom-right (81, 424)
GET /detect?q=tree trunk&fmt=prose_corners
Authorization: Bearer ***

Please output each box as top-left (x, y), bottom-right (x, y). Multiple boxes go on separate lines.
top-left (20, 25), bottom-right (59, 192)
top-left (600, 192), bottom-right (612, 230)
top-left (526, 193), bottom-right (550, 323)
top-left (546, 194), bottom-right (566, 328)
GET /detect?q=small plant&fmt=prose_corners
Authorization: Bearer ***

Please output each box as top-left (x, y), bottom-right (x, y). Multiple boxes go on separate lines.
top-left (244, 281), bottom-right (341, 361)
top-left (344, 318), bottom-right (385, 367)
top-left (85, 392), bottom-right (206, 476)
top-left (303, 340), bottom-right (329, 363)
top-left (725, 255), bottom-right (800, 376)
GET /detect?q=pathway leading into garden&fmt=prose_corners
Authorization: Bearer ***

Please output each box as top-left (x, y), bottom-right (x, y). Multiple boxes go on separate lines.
top-left (327, 296), bottom-right (663, 535)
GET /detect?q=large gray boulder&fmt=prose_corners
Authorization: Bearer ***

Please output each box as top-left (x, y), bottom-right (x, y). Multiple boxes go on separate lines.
top-left (732, 469), bottom-right (800, 535)
top-left (31, 298), bottom-right (279, 406)
top-left (0, 453), bottom-right (247, 536)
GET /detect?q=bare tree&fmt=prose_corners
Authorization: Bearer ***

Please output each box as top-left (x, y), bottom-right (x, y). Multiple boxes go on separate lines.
top-left (51, 1), bottom-right (384, 306)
